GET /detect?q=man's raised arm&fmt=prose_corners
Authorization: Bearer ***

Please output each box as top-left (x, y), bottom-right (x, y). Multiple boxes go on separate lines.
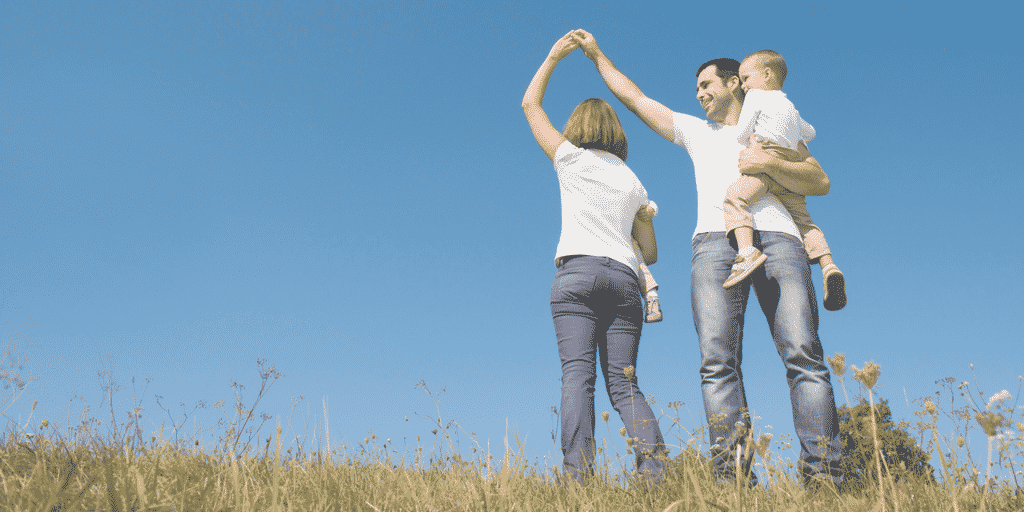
top-left (571, 30), bottom-right (676, 142)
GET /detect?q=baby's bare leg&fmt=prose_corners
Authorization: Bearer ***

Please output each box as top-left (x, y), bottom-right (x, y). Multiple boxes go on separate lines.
top-left (632, 238), bottom-right (658, 293)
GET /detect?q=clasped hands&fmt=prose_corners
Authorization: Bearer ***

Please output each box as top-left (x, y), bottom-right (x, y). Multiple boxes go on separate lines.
top-left (547, 30), bottom-right (787, 182)
top-left (547, 29), bottom-right (599, 62)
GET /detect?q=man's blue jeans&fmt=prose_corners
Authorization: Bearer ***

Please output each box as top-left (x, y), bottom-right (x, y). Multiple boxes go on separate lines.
top-left (691, 231), bottom-right (842, 486)
top-left (551, 255), bottom-right (666, 483)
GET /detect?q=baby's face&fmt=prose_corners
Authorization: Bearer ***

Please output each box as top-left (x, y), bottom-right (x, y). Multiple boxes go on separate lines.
top-left (738, 57), bottom-right (768, 93)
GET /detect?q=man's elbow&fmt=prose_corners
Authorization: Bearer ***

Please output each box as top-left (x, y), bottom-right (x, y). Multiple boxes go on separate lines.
top-left (618, 92), bottom-right (645, 114)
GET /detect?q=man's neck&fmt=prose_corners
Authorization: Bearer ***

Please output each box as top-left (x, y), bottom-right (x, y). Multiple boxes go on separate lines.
top-left (713, 103), bottom-right (743, 126)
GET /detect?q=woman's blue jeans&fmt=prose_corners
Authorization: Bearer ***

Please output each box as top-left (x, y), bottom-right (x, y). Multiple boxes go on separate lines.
top-left (551, 255), bottom-right (666, 483)
top-left (691, 231), bottom-right (843, 486)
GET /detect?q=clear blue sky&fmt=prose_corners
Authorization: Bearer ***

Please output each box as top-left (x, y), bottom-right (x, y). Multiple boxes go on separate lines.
top-left (3, 1), bottom-right (1022, 476)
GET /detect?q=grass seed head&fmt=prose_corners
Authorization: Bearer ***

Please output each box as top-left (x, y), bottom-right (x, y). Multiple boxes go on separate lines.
top-left (852, 361), bottom-right (881, 390)
top-left (826, 353), bottom-right (846, 377)
top-left (602, 411), bottom-right (610, 423)
top-left (623, 366), bottom-right (635, 380)
top-left (755, 433), bottom-right (772, 458)
top-left (924, 398), bottom-right (937, 414)
top-left (976, 411), bottom-right (1006, 437)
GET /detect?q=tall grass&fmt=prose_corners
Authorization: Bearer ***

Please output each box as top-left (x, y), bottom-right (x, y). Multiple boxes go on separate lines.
top-left (1, 357), bottom-right (1022, 511)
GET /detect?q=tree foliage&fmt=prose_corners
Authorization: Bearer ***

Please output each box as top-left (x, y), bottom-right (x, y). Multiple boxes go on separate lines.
top-left (838, 398), bottom-right (935, 489)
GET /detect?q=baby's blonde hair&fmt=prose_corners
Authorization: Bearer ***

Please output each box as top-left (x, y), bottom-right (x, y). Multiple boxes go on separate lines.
top-left (743, 49), bottom-right (788, 85)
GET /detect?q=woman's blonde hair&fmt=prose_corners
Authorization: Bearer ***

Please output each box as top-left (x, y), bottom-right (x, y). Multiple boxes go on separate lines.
top-left (563, 98), bottom-right (628, 161)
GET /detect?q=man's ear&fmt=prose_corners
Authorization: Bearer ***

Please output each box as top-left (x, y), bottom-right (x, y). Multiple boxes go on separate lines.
top-left (725, 74), bottom-right (741, 92)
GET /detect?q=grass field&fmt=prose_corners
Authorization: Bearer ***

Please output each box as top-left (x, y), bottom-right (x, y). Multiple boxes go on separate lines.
top-left (1, 356), bottom-right (1021, 511)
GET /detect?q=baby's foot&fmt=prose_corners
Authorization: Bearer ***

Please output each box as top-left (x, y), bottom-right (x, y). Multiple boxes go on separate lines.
top-left (822, 264), bottom-right (846, 311)
top-left (644, 296), bottom-right (662, 323)
top-left (723, 248), bottom-right (767, 288)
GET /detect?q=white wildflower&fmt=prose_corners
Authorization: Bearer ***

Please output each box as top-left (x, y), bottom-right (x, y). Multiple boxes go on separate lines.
top-left (988, 390), bottom-right (1011, 407)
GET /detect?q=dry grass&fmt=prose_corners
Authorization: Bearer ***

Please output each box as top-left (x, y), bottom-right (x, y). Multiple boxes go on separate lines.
top-left (1, 358), bottom-right (1022, 511)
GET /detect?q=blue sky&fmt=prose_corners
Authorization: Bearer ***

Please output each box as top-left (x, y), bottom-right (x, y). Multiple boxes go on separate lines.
top-left (3, 1), bottom-right (1022, 477)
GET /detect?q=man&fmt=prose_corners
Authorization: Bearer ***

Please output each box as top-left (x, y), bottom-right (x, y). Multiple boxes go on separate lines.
top-left (570, 29), bottom-right (843, 488)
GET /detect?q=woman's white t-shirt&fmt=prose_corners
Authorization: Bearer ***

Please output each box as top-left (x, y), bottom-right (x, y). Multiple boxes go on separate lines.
top-left (552, 141), bottom-right (649, 277)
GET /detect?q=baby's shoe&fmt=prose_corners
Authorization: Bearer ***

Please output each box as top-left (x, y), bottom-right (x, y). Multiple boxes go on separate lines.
top-left (822, 264), bottom-right (847, 311)
top-left (723, 248), bottom-right (767, 288)
top-left (644, 296), bottom-right (662, 323)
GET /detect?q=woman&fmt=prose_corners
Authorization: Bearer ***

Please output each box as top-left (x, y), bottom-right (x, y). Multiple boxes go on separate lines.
top-left (521, 31), bottom-right (666, 483)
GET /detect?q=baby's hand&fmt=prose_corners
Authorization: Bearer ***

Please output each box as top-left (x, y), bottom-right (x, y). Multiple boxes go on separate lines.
top-left (636, 204), bottom-right (657, 221)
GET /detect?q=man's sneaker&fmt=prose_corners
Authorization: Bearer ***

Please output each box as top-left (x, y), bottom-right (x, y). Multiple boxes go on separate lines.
top-left (822, 264), bottom-right (847, 311)
top-left (644, 297), bottom-right (662, 323)
top-left (723, 249), bottom-right (768, 288)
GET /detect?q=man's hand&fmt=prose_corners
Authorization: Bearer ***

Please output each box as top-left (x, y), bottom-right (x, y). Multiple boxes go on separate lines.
top-left (738, 140), bottom-right (830, 196)
top-left (570, 29), bottom-right (600, 61)
top-left (737, 144), bottom-right (774, 176)
top-left (547, 31), bottom-right (579, 62)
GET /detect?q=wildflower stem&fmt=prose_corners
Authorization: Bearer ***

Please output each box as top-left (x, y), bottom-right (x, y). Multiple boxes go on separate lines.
top-left (980, 435), bottom-right (993, 512)
top-left (868, 387), bottom-right (886, 512)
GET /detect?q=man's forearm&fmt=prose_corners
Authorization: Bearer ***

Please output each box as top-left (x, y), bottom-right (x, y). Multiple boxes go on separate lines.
top-left (740, 143), bottom-right (830, 196)
top-left (761, 156), bottom-right (829, 196)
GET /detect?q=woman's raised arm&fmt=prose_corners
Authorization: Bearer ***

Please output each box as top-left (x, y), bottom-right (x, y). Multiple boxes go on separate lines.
top-left (522, 32), bottom-right (579, 161)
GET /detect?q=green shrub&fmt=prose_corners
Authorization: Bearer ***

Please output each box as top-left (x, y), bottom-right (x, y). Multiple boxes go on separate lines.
top-left (838, 398), bottom-right (935, 489)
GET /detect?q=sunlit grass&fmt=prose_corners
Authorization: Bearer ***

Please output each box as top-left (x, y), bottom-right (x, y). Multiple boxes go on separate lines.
top-left (1, 357), bottom-right (1022, 511)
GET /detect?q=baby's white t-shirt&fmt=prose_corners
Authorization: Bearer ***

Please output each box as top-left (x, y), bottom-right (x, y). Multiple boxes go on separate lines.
top-left (735, 89), bottom-right (815, 150)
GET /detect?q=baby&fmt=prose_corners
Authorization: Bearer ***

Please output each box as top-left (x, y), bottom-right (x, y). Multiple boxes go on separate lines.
top-left (634, 201), bottom-right (661, 322)
top-left (722, 49), bottom-right (846, 311)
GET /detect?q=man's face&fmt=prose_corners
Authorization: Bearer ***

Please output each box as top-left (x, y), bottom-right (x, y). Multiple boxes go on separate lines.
top-left (737, 57), bottom-right (767, 94)
top-left (695, 65), bottom-right (735, 122)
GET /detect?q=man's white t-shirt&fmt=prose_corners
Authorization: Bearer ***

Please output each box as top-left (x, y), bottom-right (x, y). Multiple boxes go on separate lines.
top-left (553, 141), bottom-right (649, 277)
top-left (672, 112), bottom-right (800, 239)
top-left (736, 89), bottom-right (815, 150)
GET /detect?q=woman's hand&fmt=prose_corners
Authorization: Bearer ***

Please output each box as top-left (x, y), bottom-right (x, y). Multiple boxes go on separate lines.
top-left (523, 31), bottom-right (578, 161)
top-left (569, 29), bottom-right (600, 61)
top-left (547, 31), bottom-right (579, 62)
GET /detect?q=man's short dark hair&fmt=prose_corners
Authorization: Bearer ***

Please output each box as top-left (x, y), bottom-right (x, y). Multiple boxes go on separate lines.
top-left (696, 58), bottom-right (741, 82)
